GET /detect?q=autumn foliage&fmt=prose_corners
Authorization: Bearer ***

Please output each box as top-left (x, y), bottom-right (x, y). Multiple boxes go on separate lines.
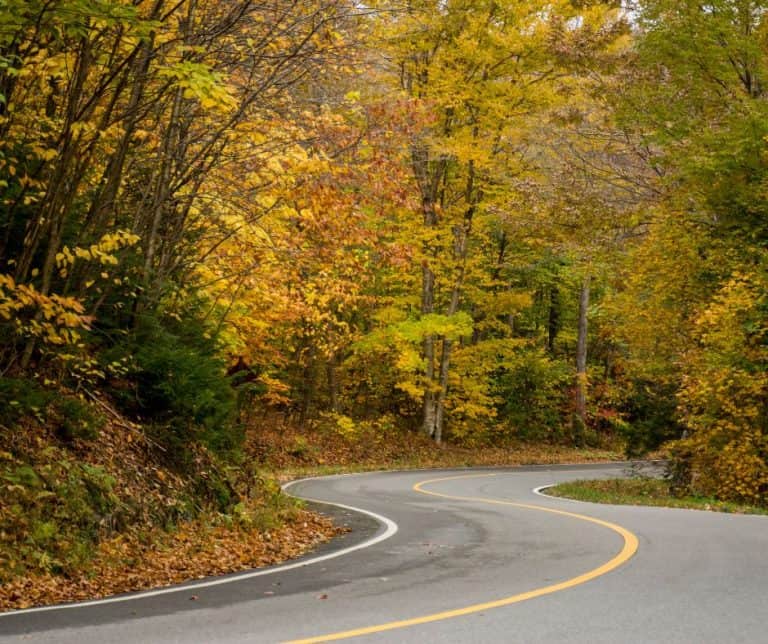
top-left (2, 0), bottom-right (768, 605)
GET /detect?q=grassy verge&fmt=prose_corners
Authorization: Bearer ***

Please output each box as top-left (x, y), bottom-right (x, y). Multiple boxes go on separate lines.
top-left (546, 478), bottom-right (768, 515)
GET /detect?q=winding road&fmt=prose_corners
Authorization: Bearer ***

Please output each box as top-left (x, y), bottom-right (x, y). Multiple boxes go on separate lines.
top-left (2, 463), bottom-right (768, 643)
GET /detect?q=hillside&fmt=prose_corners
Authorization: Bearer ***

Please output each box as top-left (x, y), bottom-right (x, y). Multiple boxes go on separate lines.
top-left (0, 396), bottom-right (339, 611)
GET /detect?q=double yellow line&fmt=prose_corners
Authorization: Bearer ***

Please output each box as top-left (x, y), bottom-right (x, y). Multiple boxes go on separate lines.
top-left (288, 473), bottom-right (638, 643)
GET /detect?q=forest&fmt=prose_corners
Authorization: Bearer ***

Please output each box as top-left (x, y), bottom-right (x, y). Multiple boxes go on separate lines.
top-left (1, 0), bottom-right (768, 606)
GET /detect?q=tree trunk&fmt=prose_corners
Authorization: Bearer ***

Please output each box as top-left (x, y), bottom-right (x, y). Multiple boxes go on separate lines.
top-left (326, 356), bottom-right (339, 413)
top-left (82, 30), bottom-right (157, 237)
top-left (433, 337), bottom-right (452, 444)
top-left (412, 138), bottom-right (443, 438)
top-left (421, 262), bottom-right (437, 437)
top-left (18, 36), bottom-right (94, 369)
top-left (547, 286), bottom-right (560, 354)
top-left (299, 345), bottom-right (316, 426)
top-left (575, 275), bottom-right (590, 436)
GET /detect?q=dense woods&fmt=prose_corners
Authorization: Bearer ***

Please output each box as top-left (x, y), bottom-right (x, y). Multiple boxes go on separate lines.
top-left (3, 0), bottom-right (768, 595)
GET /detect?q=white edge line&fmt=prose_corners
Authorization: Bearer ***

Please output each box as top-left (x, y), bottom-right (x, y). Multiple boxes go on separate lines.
top-left (0, 477), bottom-right (398, 617)
top-left (533, 484), bottom-right (559, 499)
top-left (2, 464), bottom-right (640, 616)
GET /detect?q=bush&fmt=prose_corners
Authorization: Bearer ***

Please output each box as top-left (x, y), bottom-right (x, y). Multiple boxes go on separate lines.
top-left (0, 378), bottom-right (102, 442)
top-left (492, 350), bottom-right (572, 443)
top-left (0, 452), bottom-right (121, 580)
top-left (105, 313), bottom-right (240, 458)
top-left (51, 397), bottom-right (104, 442)
top-left (618, 379), bottom-right (682, 457)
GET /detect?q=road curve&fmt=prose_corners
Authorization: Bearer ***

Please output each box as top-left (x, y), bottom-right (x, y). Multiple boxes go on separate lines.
top-left (2, 463), bottom-right (767, 643)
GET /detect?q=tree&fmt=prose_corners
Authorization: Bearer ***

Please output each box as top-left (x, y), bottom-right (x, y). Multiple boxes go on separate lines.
top-left (369, 0), bottom-right (628, 442)
top-left (615, 0), bottom-right (768, 487)
top-left (0, 0), bottom-right (364, 373)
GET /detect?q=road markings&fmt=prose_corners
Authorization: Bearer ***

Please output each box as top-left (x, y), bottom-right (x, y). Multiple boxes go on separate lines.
top-left (287, 472), bottom-right (638, 643)
top-left (0, 479), bottom-right (398, 617)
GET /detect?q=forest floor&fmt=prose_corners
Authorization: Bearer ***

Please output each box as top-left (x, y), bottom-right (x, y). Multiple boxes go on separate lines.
top-left (247, 414), bottom-right (626, 480)
top-left (0, 410), bottom-right (626, 612)
top-left (0, 509), bottom-right (339, 611)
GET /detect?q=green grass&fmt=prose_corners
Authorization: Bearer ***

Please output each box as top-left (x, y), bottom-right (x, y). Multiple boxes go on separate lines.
top-left (547, 478), bottom-right (768, 515)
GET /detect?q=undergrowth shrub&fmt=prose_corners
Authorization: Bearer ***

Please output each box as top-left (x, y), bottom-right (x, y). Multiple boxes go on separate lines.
top-left (0, 451), bottom-right (121, 580)
top-left (104, 313), bottom-right (240, 459)
top-left (51, 397), bottom-right (104, 442)
top-left (0, 439), bottom-right (300, 581)
top-left (226, 467), bottom-right (299, 530)
top-left (0, 378), bottom-right (103, 442)
top-left (618, 379), bottom-right (682, 457)
top-left (492, 350), bottom-right (572, 443)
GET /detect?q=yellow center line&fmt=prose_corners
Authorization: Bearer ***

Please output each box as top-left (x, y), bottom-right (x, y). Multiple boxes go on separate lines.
top-left (286, 473), bottom-right (639, 643)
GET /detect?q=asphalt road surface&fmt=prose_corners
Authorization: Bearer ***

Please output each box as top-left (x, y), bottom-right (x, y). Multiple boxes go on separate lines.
top-left (2, 463), bottom-right (767, 643)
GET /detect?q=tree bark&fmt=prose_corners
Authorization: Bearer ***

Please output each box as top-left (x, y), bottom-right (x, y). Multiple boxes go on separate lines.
top-left (575, 275), bottom-right (591, 434)
top-left (431, 160), bottom-right (476, 443)
top-left (421, 258), bottom-right (437, 437)
top-left (547, 286), bottom-right (560, 354)
top-left (326, 355), bottom-right (339, 413)
top-left (411, 138), bottom-right (442, 438)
